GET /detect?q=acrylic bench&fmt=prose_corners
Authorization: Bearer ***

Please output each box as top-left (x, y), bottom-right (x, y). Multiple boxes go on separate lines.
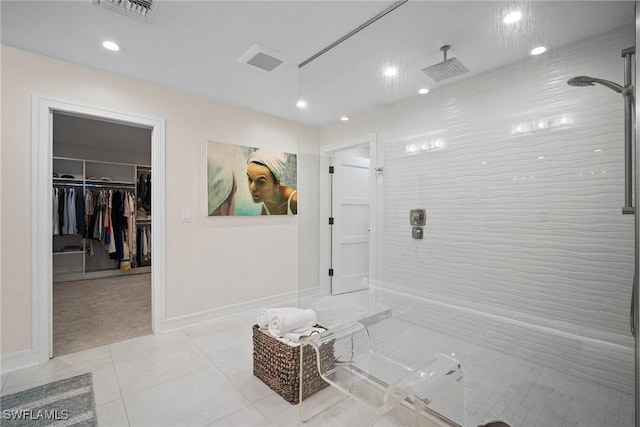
top-left (298, 315), bottom-right (466, 426)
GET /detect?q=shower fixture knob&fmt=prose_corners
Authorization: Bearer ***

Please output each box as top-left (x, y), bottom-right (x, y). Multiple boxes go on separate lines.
top-left (410, 209), bottom-right (426, 226)
top-left (412, 227), bottom-right (424, 239)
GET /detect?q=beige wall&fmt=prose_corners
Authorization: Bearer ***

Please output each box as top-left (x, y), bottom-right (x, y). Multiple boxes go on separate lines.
top-left (0, 46), bottom-right (318, 355)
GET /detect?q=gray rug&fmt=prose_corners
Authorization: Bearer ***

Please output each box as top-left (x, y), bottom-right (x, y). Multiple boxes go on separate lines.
top-left (0, 373), bottom-right (96, 426)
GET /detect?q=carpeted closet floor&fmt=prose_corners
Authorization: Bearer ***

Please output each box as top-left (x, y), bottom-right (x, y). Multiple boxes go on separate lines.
top-left (53, 273), bottom-right (151, 357)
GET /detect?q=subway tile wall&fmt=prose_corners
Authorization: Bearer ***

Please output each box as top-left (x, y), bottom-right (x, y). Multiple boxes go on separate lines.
top-left (380, 24), bottom-right (635, 394)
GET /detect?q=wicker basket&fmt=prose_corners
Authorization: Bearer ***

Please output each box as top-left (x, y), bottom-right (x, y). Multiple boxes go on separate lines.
top-left (252, 324), bottom-right (334, 404)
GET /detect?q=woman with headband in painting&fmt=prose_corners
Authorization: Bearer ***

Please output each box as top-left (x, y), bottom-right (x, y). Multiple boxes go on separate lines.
top-left (246, 149), bottom-right (297, 215)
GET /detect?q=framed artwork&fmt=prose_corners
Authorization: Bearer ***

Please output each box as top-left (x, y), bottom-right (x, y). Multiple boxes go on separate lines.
top-left (207, 140), bottom-right (297, 216)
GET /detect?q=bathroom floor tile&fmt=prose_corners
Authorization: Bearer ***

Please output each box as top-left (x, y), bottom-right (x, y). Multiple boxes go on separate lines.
top-left (206, 405), bottom-right (272, 427)
top-left (111, 330), bottom-right (214, 396)
top-left (123, 366), bottom-right (250, 426)
top-left (97, 398), bottom-right (130, 427)
top-left (214, 356), bottom-right (274, 403)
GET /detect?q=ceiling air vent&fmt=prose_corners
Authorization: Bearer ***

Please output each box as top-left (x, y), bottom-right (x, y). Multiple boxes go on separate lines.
top-left (94, 0), bottom-right (154, 20)
top-left (238, 44), bottom-right (287, 72)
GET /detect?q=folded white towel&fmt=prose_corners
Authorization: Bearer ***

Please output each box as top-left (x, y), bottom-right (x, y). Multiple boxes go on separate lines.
top-left (268, 309), bottom-right (317, 337)
top-left (256, 307), bottom-right (300, 329)
top-left (282, 326), bottom-right (325, 343)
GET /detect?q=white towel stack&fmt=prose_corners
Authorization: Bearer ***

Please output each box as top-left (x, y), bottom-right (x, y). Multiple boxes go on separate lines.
top-left (268, 308), bottom-right (317, 337)
top-left (256, 307), bottom-right (320, 344)
top-left (256, 307), bottom-right (299, 329)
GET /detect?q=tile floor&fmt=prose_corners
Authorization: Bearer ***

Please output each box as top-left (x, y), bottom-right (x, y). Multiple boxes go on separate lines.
top-left (0, 290), bottom-right (634, 427)
top-left (362, 317), bottom-right (635, 427)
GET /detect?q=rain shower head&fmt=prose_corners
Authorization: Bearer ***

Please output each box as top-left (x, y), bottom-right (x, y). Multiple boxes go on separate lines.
top-left (567, 76), bottom-right (624, 93)
top-left (422, 45), bottom-right (469, 82)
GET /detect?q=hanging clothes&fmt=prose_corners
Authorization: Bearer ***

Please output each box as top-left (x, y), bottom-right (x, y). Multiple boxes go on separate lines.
top-left (124, 191), bottom-right (136, 264)
top-left (144, 174), bottom-right (151, 213)
top-left (75, 188), bottom-right (86, 236)
top-left (67, 188), bottom-right (77, 234)
top-left (91, 190), bottom-right (104, 240)
top-left (62, 188), bottom-right (70, 235)
top-left (106, 190), bottom-right (116, 255)
top-left (110, 190), bottom-right (125, 262)
top-left (137, 225), bottom-right (151, 266)
top-left (138, 173), bottom-right (147, 204)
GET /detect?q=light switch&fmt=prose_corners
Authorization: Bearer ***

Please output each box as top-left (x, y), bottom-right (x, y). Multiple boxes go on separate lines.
top-left (181, 209), bottom-right (191, 223)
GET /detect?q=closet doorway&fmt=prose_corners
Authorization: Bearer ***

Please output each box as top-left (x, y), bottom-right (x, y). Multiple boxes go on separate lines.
top-left (52, 112), bottom-right (153, 357)
top-left (33, 96), bottom-right (166, 363)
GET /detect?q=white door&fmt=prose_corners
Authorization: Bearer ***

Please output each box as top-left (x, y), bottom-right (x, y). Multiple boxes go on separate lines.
top-left (331, 153), bottom-right (370, 295)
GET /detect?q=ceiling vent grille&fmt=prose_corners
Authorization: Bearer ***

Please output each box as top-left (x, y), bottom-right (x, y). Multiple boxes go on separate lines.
top-left (238, 44), bottom-right (287, 72)
top-left (94, 0), bottom-right (154, 20)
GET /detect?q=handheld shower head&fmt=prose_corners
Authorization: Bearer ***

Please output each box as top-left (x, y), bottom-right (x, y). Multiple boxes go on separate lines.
top-left (567, 76), bottom-right (624, 93)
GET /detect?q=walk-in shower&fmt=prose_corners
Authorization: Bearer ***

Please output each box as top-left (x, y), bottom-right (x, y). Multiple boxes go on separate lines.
top-left (568, 46), bottom-right (635, 215)
top-left (298, 2), bottom-right (638, 426)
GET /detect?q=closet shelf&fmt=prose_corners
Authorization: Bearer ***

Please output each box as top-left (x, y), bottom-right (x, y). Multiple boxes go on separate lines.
top-left (85, 179), bottom-right (135, 186)
top-left (54, 178), bottom-right (83, 185)
top-left (53, 250), bottom-right (84, 255)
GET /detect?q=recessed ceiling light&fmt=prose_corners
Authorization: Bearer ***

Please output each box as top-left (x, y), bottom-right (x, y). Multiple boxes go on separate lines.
top-left (102, 40), bottom-right (120, 51)
top-left (531, 46), bottom-right (546, 56)
top-left (296, 100), bottom-right (307, 109)
top-left (503, 11), bottom-right (522, 24)
top-left (418, 88), bottom-right (430, 95)
top-left (383, 67), bottom-right (398, 77)
top-left (538, 156), bottom-right (545, 160)
top-left (340, 116), bottom-right (349, 121)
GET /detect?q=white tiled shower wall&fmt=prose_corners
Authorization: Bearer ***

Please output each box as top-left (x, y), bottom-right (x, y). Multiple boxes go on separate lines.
top-left (379, 25), bottom-right (635, 394)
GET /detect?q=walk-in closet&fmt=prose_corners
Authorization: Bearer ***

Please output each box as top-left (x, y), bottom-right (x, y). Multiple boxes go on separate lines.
top-left (52, 112), bottom-right (152, 357)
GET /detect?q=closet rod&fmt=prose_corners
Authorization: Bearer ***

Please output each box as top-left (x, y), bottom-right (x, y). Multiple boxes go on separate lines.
top-left (53, 156), bottom-right (150, 169)
top-left (54, 182), bottom-right (83, 187)
top-left (84, 183), bottom-right (136, 189)
top-left (54, 183), bottom-right (135, 189)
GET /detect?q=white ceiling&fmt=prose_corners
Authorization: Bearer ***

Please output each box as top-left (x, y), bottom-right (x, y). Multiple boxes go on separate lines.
top-left (1, 1), bottom-right (635, 127)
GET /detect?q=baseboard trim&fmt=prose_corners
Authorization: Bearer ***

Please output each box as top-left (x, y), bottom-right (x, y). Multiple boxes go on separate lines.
top-left (1, 349), bottom-right (41, 374)
top-left (155, 287), bottom-right (320, 333)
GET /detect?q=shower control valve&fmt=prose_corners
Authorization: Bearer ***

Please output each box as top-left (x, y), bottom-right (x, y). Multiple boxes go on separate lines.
top-left (410, 209), bottom-right (426, 226)
top-left (412, 227), bottom-right (424, 239)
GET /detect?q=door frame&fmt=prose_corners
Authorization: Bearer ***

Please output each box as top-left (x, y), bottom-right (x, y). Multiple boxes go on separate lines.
top-left (319, 133), bottom-right (380, 296)
top-left (32, 94), bottom-right (166, 361)
top-left (634, 3), bottom-right (640, 425)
